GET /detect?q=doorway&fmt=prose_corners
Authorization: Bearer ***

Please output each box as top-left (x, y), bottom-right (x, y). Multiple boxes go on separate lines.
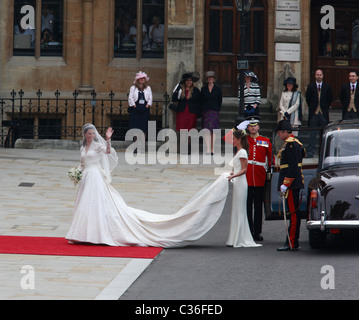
top-left (204, 0), bottom-right (268, 97)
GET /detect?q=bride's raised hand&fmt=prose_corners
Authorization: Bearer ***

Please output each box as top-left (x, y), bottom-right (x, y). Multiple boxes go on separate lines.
top-left (106, 127), bottom-right (114, 141)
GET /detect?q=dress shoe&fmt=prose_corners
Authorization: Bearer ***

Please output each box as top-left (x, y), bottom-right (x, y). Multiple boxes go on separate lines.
top-left (254, 234), bottom-right (263, 241)
top-left (277, 245), bottom-right (299, 251)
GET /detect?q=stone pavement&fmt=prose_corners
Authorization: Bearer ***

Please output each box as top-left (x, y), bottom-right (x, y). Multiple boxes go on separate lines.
top-left (0, 147), bottom-right (226, 300)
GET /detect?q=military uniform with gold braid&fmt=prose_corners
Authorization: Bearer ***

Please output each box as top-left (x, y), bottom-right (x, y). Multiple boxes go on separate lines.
top-left (276, 120), bottom-right (306, 251)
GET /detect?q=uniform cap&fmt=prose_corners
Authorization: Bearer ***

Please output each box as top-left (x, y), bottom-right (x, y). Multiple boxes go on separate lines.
top-left (245, 115), bottom-right (261, 126)
top-left (275, 120), bottom-right (294, 132)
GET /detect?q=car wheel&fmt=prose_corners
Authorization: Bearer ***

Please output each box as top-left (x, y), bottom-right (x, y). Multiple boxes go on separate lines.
top-left (309, 230), bottom-right (326, 249)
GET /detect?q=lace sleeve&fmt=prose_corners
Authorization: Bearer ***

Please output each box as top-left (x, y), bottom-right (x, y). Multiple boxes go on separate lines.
top-left (94, 142), bottom-right (106, 153)
top-left (78, 146), bottom-right (85, 171)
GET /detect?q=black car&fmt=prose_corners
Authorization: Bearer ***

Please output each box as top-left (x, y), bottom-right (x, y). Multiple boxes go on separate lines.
top-left (306, 120), bottom-right (359, 248)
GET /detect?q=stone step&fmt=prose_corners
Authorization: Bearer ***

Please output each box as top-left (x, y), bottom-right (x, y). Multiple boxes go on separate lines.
top-left (219, 111), bottom-right (277, 124)
top-left (217, 98), bottom-right (277, 137)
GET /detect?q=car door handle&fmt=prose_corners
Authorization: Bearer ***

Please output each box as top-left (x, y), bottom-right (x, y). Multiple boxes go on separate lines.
top-left (356, 195), bottom-right (359, 200)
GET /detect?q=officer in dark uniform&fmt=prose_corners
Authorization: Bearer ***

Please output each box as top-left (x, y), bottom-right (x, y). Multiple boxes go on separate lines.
top-left (275, 120), bottom-right (306, 251)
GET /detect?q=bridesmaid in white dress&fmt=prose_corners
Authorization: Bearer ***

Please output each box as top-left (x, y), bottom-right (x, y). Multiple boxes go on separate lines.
top-left (226, 130), bottom-right (261, 248)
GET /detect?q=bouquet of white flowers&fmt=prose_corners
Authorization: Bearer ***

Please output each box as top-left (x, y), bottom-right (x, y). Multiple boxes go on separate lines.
top-left (68, 167), bottom-right (82, 186)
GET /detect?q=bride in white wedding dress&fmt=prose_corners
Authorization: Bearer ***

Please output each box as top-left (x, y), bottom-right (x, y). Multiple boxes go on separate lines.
top-left (66, 123), bottom-right (260, 248)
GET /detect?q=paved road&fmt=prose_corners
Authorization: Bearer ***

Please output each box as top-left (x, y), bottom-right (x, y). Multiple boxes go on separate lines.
top-left (121, 187), bottom-right (359, 300)
top-left (1, 148), bottom-right (359, 300)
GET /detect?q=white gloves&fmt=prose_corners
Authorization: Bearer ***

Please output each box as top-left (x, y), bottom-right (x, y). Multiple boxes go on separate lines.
top-left (280, 184), bottom-right (288, 193)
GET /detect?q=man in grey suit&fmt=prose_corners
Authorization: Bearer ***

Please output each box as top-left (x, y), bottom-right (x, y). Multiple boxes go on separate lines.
top-left (305, 68), bottom-right (332, 158)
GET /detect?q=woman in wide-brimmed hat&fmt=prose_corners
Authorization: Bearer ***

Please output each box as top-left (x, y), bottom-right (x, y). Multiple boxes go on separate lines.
top-left (128, 71), bottom-right (152, 135)
top-left (172, 71), bottom-right (201, 131)
top-left (200, 71), bottom-right (222, 154)
top-left (179, 71), bottom-right (200, 84)
top-left (282, 77), bottom-right (299, 90)
top-left (238, 71), bottom-right (261, 117)
top-left (277, 76), bottom-right (302, 132)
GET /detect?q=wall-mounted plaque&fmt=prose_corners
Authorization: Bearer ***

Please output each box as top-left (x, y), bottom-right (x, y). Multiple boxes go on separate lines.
top-left (237, 60), bottom-right (249, 70)
top-left (276, 11), bottom-right (301, 29)
top-left (335, 60), bottom-right (349, 67)
top-left (275, 43), bottom-right (301, 61)
top-left (276, 0), bottom-right (300, 11)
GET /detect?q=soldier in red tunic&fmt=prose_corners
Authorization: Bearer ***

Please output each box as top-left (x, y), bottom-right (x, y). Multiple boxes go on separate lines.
top-left (240, 116), bottom-right (273, 241)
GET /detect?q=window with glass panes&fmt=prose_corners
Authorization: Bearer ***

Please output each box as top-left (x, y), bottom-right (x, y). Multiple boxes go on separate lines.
top-left (13, 0), bottom-right (63, 57)
top-left (114, 0), bottom-right (165, 59)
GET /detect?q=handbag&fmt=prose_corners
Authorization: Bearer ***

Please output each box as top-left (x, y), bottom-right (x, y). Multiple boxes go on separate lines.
top-left (168, 101), bottom-right (179, 112)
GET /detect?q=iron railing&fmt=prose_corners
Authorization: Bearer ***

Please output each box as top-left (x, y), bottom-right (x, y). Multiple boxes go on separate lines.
top-left (0, 89), bottom-right (170, 148)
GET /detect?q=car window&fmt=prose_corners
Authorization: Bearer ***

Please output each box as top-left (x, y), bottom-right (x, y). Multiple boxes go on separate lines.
top-left (322, 129), bottom-right (359, 169)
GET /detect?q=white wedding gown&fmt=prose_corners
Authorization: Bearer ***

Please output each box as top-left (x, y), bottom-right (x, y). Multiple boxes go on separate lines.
top-left (66, 142), bottom-right (259, 248)
top-left (226, 149), bottom-right (261, 248)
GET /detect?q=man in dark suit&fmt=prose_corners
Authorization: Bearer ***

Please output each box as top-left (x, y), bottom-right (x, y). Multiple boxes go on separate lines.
top-left (305, 68), bottom-right (332, 158)
top-left (340, 71), bottom-right (359, 120)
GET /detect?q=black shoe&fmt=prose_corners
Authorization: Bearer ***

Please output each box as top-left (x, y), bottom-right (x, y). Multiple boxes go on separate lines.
top-left (254, 234), bottom-right (263, 241)
top-left (277, 245), bottom-right (291, 251)
top-left (277, 245), bottom-right (299, 251)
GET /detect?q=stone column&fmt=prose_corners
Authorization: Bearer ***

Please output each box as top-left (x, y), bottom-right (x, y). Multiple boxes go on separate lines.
top-left (272, 0), bottom-right (301, 107)
top-left (166, 0), bottom-right (195, 129)
top-left (301, 0), bottom-right (311, 96)
top-left (194, 0), bottom-right (205, 80)
top-left (267, 0), bottom-right (276, 102)
top-left (79, 0), bottom-right (94, 92)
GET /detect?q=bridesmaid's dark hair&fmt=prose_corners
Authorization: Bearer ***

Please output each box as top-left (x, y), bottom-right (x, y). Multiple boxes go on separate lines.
top-left (233, 130), bottom-right (249, 155)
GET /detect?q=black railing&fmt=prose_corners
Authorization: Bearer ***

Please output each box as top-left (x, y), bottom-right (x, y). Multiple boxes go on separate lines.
top-left (0, 89), bottom-right (170, 148)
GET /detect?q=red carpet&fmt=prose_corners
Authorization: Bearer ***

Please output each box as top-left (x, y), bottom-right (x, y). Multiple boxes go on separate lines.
top-left (0, 236), bottom-right (163, 259)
